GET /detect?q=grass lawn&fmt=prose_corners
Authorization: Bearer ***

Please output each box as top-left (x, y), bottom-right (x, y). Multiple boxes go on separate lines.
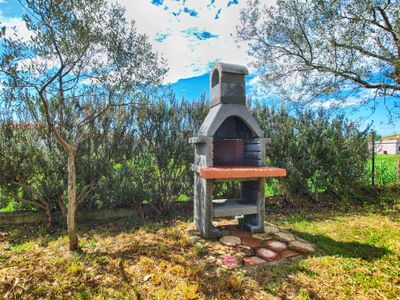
top-left (1, 192), bottom-right (400, 299)
top-left (366, 154), bottom-right (400, 185)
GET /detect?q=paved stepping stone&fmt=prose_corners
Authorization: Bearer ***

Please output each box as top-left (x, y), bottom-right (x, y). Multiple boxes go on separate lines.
top-left (274, 232), bottom-right (295, 242)
top-left (279, 249), bottom-right (300, 258)
top-left (252, 233), bottom-right (274, 240)
top-left (265, 240), bottom-right (287, 252)
top-left (289, 240), bottom-right (315, 253)
top-left (219, 255), bottom-right (242, 267)
top-left (241, 236), bottom-right (264, 248)
top-left (231, 230), bottom-right (252, 238)
top-left (264, 225), bottom-right (280, 234)
top-left (220, 235), bottom-right (241, 246)
top-left (243, 256), bottom-right (267, 266)
top-left (256, 248), bottom-right (280, 261)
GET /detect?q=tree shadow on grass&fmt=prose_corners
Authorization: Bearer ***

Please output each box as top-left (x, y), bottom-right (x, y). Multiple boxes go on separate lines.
top-left (0, 223), bottom-right (65, 248)
top-left (289, 229), bottom-right (391, 261)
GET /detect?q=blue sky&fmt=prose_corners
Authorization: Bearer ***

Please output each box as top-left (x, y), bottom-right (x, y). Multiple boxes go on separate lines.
top-left (1, 0), bottom-right (399, 136)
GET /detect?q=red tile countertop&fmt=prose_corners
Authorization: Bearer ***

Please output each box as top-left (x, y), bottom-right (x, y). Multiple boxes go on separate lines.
top-left (199, 166), bottom-right (287, 179)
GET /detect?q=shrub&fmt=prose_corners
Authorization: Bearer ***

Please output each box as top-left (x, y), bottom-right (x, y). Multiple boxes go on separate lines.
top-left (0, 94), bottom-right (371, 214)
top-left (253, 104), bottom-right (369, 202)
top-left (137, 94), bottom-right (194, 214)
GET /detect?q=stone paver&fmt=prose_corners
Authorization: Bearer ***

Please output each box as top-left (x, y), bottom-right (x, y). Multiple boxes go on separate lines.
top-left (241, 236), bottom-right (264, 248)
top-left (289, 240), bottom-right (315, 253)
top-left (264, 224), bottom-right (280, 234)
top-left (256, 248), bottom-right (280, 262)
top-left (220, 235), bottom-right (241, 246)
top-left (265, 240), bottom-right (287, 252)
top-left (193, 220), bottom-right (316, 269)
top-left (252, 233), bottom-right (274, 240)
top-left (279, 249), bottom-right (300, 258)
top-left (218, 255), bottom-right (242, 267)
top-left (243, 256), bottom-right (267, 266)
top-left (274, 231), bottom-right (295, 242)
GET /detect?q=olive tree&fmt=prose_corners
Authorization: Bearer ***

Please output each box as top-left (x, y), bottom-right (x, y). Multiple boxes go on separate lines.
top-left (0, 0), bottom-right (165, 250)
top-left (237, 0), bottom-right (400, 108)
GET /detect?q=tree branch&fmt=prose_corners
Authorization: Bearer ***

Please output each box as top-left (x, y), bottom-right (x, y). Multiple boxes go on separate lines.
top-left (77, 183), bottom-right (95, 205)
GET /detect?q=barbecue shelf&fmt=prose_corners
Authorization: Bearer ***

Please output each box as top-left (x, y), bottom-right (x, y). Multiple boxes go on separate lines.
top-left (212, 198), bottom-right (258, 218)
top-left (199, 166), bottom-right (287, 180)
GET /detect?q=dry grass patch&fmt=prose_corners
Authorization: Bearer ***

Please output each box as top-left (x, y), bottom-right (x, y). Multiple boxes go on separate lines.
top-left (1, 206), bottom-right (399, 299)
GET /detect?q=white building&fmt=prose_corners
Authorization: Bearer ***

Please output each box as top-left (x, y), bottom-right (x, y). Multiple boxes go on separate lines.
top-left (375, 135), bottom-right (400, 154)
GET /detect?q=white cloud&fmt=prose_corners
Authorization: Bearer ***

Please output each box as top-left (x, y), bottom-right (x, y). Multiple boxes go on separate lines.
top-left (311, 95), bottom-right (371, 109)
top-left (0, 11), bottom-right (31, 41)
top-left (120, 0), bottom-right (275, 83)
top-left (1, 0), bottom-right (275, 84)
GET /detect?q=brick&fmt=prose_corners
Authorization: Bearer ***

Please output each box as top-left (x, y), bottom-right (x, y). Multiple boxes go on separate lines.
top-left (241, 236), bottom-right (264, 248)
top-left (231, 230), bottom-right (252, 238)
top-left (279, 249), bottom-right (300, 258)
top-left (256, 248), bottom-right (280, 262)
top-left (265, 240), bottom-right (287, 252)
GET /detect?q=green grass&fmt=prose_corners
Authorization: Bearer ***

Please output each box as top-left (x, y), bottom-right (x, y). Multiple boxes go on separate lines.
top-left (0, 200), bottom-right (15, 212)
top-left (365, 154), bottom-right (400, 185)
top-left (10, 241), bottom-right (36, 252)
top-left (268, 211), bottom-right (400, 299)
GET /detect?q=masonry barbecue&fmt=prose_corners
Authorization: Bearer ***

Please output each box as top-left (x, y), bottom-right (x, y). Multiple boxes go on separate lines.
top-left (189, 63), bottom-right (287, 239)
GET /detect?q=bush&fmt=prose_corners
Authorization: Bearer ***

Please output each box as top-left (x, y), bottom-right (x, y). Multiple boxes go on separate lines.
top-left (253, 104), bottom-right (369, 202)
top-left (1, 94), bottom-right (371, 215)
top-left (0, 123), bottom-right (66, 224)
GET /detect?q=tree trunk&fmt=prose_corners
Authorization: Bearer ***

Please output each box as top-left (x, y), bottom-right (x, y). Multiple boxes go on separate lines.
top-left (67, 149), bottom-right (79, 251)
top-left (44, 203), bottom-right (52, 228)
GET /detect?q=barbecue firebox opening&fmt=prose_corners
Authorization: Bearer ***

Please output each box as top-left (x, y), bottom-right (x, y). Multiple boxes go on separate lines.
top-left (213, 116), bottom-right (262, 166)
